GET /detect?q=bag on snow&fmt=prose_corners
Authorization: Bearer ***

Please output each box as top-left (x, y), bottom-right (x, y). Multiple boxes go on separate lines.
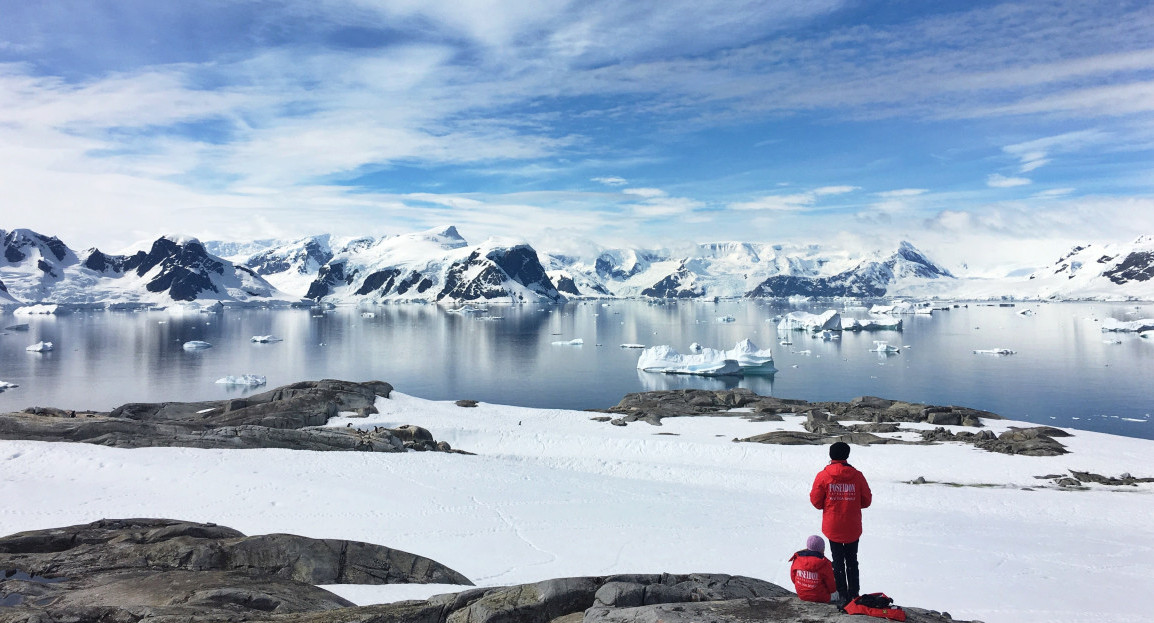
top-left (841, 592), bottom-right (907, 621)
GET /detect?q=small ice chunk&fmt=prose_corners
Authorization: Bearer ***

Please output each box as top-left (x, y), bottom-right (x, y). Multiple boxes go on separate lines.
top-left (973, 348), bottom-right (1016, 355)
top-left (870, 341), bottom-right (900, 353)
top-left (182, 340), bottom-right (213, 350)
top-left (0, 381), bottom-right (18, 391)
top-left (26, 341), bottom-right (54, 352)
top-left (215, 375), bottom-right (267, 387)
top-left (250, 335), bottom-right (283, 343)
top-left (716, 315), bottom-right (735, 323)
top-left (4, 323), bottom-right (29, 331)
top-left (620, 343), bottom-right (646, 349)
top-left (361, 312), bottom-right (375, 318)
top-left (552, 338), bottom-right (584, 346)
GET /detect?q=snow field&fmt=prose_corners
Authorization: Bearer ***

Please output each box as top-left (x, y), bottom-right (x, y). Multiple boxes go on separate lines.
top-left (2, 392), bottom-right (1152, 622)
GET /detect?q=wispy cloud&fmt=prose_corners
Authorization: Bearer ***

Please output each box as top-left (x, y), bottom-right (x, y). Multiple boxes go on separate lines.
top-left (875, 188), bottom-right (928, 198)
top-left (592, 176), bottom-right (628, 186)
top-left (987, 174), bottom-right (1032, 188)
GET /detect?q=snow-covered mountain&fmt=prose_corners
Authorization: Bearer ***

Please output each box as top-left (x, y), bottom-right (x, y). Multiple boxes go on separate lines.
top-left (0, 229), bottom-right (300, 306)
top-left (4, 226), bottom-right (1153, 305)
top-left (231, 226), bottom-right (566, 304)
top-left (535, 239), bottom-right (955, 300)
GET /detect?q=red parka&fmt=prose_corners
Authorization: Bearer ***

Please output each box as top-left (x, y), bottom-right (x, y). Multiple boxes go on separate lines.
top-left (789, 550), bottom-right (837, 603)
top-left (810, 460), bottom-right (872, 543)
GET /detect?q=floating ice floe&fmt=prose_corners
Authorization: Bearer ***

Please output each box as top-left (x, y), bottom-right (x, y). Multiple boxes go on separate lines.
top-left (777, 310), bottom-right (841, 333)
top-left (1018, 309), bottom-right (1036, 317)
top-left (182, 341), bottom-right (213, 350)
top-left (215, 375), bottom-right (267, 387)
top-left (14, 304), bottom-right (59, 316)
top-left (0, 381), bottom-right (19, 391)
top-left (870, 301), bottom-right (933, 315)
top-left (973, 348), bottom-right (1016, 355)
top-left (552, 338), bottom-right (584, 346)
top-left (1104, 339), bottom-right (1122, 345)
top-left (446, 305), bottom-right (486, 314)
top-left (620, 343), bottom-right (645, 349)
top-left (361, 312), bottom-right (376, 318)
top-left (4, 323), bottom-right (30, 331)
top-left (250, 335), bottom-right (283, 343)
top-left (716, 315), bottom-right (735, 323)
top-left (842, 316), bottom-right (903, 331)
top-left (637, 339), bottom-right (776, 377)
top-left (1099, 317), bottom-right (1154, 333)
top-left (26, 341), bottom-right (54, 352)
top-left (870, 340), bottom-right (900, 353)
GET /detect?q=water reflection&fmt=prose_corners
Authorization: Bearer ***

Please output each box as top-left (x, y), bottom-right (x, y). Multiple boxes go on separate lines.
top-left (0, 301), bottom-right (1151, 439)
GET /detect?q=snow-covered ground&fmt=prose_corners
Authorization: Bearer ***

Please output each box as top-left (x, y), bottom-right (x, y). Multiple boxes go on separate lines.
top-left (3, 392), bottom-right (1151, 622)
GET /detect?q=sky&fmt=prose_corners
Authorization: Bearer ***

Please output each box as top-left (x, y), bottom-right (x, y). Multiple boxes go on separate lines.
top-left (2, 0), bottom-right (1154, 273)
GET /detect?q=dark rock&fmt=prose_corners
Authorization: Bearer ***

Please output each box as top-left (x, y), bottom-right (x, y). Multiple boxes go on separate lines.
top-left (0, 518), bottom-right (471, 622)
top-left (0, 380), bottom-right (462, 454)
top-left (456, 400), bottom-right (479, 408)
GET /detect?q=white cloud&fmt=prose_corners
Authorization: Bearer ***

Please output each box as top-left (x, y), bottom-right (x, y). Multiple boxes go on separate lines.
top-left (874, 188), bottom-right (928, 198)
top-left (622, 187), bottom-right (667, 198)
top-left (1032, 188), bottom-right (1076, 198)
top-left (729, 193), bottom-right (815, 211)
top-left (987, 174), bottom-right (1032, 188)
top-left (813, 185), bottom-right (858, 196)
top-left (1001, 130), bottom-right (1108, 174)
top-left (591, 176), bottom-right (628, 186)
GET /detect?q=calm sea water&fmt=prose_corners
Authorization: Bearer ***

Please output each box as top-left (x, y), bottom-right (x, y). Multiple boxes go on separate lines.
top-left (1, 301), bottom-right (1151, 439)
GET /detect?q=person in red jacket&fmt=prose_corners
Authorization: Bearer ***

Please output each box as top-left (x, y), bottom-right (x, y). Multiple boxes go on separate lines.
top-left (810, 441), bottom-right (872, 603)
top-left (789, 534), bottom-right (838, 603)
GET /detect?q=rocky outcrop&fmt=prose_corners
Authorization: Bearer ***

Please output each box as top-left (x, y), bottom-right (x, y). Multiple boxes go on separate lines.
top-left (1, 546), bottom-right (976, 623)
top-left (0, 380), bottom-right (464, 453)
top-left (600, 390), bottom-right (999, 428)
top-left (0, 518), bottom-right (470, 622)
top-left (597, 389), bottom-right (1073, 457)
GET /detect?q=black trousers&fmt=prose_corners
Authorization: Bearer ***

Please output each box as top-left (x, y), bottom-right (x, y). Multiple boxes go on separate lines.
top-left (829, 539), bottom-right (860, 598)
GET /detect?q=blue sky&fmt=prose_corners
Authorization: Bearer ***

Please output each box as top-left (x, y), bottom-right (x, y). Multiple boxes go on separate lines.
top-left (1, 0), bottom-right (1153, 272)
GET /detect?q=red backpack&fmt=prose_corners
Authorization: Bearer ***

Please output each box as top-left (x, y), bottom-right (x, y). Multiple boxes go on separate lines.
top-left (841, 593), bottom-right (907, 621)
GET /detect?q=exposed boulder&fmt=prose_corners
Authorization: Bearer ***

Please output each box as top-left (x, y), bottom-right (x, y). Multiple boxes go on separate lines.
top-left (0, 518), bottom-right (470, 622)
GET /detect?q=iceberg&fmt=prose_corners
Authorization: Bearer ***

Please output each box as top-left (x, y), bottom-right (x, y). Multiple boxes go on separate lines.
top-left (14, 304), bottom-right (59, 316)
top-left (842, 316), bottom-right (903, 331)
top-left (552, 338), bottom-right (584, 346)
top-left (777, 310), bottom-right (841, 333)
top-left (636, 345), bottom-right (742, 377)
top-left (182, 340), bottom-right (213, 350)
top-left (637, 339), bottom-right (775, 377)
top-left (215, 375), bottom-right (267, 387)
top-left (973, 348), bottom-right (1016, 355)
top-left (1100, 317), bottom-right (1154, 333)
top-left (361, 312), bottom-right (376, 318)
top-left (26, 341), bottom-right (54, 352)
top-left (250, 335), bottom-right (283, 343)
top-left (870, 301), bottom-right (931, 315)
top-left (870, 340), bottom-right (900, 353)
top-left (0, 381), bottom-right (19, 391)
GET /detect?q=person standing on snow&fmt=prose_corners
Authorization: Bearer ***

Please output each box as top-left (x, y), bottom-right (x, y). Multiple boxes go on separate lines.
top-left (789, 534), bottom-right (838, 603)
top-left (810, 441), bottom-right (872, 604)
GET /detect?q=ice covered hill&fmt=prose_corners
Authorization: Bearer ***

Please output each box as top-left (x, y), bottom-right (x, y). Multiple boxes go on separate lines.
top-left (223, 226), bottom-right (566, 304)
top-left (0, 229), bottom-right (300, 306)
top-left (5, 226), bottom-right (1154, 304)
top-left (2, 386), bottom-right (1151, 622)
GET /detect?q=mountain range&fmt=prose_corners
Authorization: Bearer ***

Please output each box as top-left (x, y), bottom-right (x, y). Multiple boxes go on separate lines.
top-left (2, 226), bottom-right (1152, 307)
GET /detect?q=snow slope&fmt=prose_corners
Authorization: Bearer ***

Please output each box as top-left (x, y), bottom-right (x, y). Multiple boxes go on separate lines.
top-left (2, 391), bottom-right (1151, 622)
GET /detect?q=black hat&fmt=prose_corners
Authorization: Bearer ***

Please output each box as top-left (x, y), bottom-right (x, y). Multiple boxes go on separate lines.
top-left (829, 442), bottom-right (851, 461)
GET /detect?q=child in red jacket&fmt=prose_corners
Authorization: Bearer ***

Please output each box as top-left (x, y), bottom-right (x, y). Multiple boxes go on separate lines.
top-left (789, 535), bottom-right (838, 603)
